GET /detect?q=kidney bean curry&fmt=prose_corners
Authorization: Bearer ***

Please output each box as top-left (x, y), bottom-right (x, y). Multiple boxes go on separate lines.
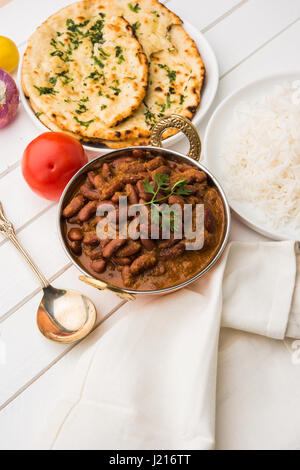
top-left (62, 149), bottom-right (226, 291)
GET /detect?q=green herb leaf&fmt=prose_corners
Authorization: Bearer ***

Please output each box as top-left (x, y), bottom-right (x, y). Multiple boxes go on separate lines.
top-left (73, 116), bottom-right (94, 128)
top-left (132, 21), bottom-right (141, 33)
top-left (180, 94), bottom-right (187, 105)
top-left (34, 86), bottom-right (58, 96)
top-left (158, 64), bottom-right (177, 83)
top-left (143, 179), bottom-right (156, 195)
top-left (115, 46), bottom-right (125, 64)
top-left (128, 3), bottom-right (141, 13)
top-left (109, 85), bottom-right (121, 96)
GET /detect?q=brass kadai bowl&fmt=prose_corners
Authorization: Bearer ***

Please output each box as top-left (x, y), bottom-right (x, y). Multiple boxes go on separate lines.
top-left (57, 115), bottom-right (231, 300)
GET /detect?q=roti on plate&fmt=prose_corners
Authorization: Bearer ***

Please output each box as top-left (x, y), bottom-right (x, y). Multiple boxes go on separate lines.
top-left (22, 13), bottom-right (148, 137)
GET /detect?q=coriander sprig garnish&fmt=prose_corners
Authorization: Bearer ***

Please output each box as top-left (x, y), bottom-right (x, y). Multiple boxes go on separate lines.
top-left (140, 172), bottom-right (191, 206)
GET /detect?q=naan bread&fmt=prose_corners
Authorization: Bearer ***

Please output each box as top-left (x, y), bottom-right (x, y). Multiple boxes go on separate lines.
top-left (24, 0), bottom-right (205, 146)
top-left (22, 12), bottom-right (148, 137)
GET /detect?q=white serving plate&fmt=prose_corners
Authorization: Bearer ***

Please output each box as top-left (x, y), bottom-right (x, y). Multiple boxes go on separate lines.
top-left (18, 18), bottom-right (219, 153)
top-left (203, 71), bottom-right (300, 241)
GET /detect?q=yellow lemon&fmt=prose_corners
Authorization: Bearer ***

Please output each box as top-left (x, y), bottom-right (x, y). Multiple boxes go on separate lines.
top-left (0, 36), bottom-right (19, 73)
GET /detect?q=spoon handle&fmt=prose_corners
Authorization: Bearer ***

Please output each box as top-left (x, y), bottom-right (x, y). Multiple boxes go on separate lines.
top-left (0, 202), bottom-right (49, 289)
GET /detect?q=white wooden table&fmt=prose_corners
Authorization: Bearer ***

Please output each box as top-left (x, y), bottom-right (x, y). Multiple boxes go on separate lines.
top-left (1, 0), bottom-right (300, 450)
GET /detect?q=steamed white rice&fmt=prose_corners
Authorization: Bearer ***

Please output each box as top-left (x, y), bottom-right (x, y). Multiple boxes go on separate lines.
top-left (223, 82), bottom-right (300, 231)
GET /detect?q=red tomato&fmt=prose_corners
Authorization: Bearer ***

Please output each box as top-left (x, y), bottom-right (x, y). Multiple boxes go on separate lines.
top-left (22, 132), bottom-right (88, 201)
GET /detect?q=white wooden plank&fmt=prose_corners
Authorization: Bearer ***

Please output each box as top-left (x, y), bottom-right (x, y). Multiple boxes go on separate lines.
top-left (0, 204), bottom-right (69, 315)
top-left (0, 167), bottom-right (51, 235)
top-left (0, 6), bottom-right (298, 450)
top-left (0, 264), bottom-right (123, 408)
top-left (204, 0), bottom-right (300, 76)
top-left (167, 0), bottom-right (244, 30)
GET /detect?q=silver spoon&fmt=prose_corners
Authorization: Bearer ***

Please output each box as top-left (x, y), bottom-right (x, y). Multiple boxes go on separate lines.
top-left (0, 202), bottom-right (96, 343)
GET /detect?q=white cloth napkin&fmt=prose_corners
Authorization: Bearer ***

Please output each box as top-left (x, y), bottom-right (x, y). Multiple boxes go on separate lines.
top-left (40, 241), bottom-right (297, 450)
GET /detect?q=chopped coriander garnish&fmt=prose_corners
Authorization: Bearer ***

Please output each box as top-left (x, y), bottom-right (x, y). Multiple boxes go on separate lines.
top-left (158, 64), bottom-right (177, 83)
top-left (126, 76), bottom-right (135, 80)
top-left (109, 85), bottom-right (121, 96)
top-left (101, 105), bottom-right (107, 110)
top-left (151, 11), bottom-right (160, 17)
top-left (144, 102), bottom-right (157, 127)
top-left (86, 69), bottom-right (103, 82)
top-left (35, 112), bottom-right (43, 117)
top-left (115, 46), bottom-right (125, 64)
top-left (34, 85), bottom-right (58, 96)
top-left (166, 92), bottom-right (175, 109)
top-left (128, 3), bottom-right (141, 13)
top-left (92, 55), bottom-right (105, 68)
top-left (98, 47), bottom-right (110, 59)
top-left (74, 116), bottom-right (94, 127)
top-left (66, 18), bottom-right (89, 34)
top-left (49, 76), bottom-right (57, 86)
top-left (132, 21), bottom-right (141, 33)
top-left (155, 101), bottom-right (166, 115)
top-left (55, 70), bottom-right (73, 85)
top-left (75, 103), bottom-right (88, 114)
top-left (86, 16), bottom-right (105, 45)
top-left (180, 94), bottom-right (187, 105)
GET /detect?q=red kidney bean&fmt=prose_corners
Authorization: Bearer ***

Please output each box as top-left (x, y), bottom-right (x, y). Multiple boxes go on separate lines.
top-left (70, 240), bottom-right (82, 255)
top-left (90, 259), bottom-right (106, 273)
top-left (140, 238), bottom-right (156, 251)
top-left (102, 238), bottom-right (126, 258)
top-left (121, 266), bottom-right (132, 287)
top-left (82, 216), bottom-right (103, 232)
top-left (80, 182), bottom-right (100, 201)
top-left (168, 195), bottom-right (185, 209)
top-left (119, 174), bottom-right (147, 185)
top-left (185, 185), bottom-right (198, 195)
top-left (63, 195), bottom-right (85, 218)
top-left (158, 233), bottom-right (179, 249)
top-left (132, 149), bottom-right (144, 158)
top-left (112, 156), bottom-right (135, 169)
top-left (77, 200), bottom-right (98, 222)
top-left (146, 156), bottom-right (165, 170)
top-left (68, 228), bottom-right (83, 242)
top-left (136, 180), bottom-right (152, 201)
top-left (160, 242), bottom-right (185, 259)
top-left (100, 179), bottom-right (123, 200)
top-left (83, 231), bottom-right (99, 246)
top-left (125, 184), bottom-right (138, 205)
top-left (151, 166), bottom-right (171, 179)
top-left (130, 253), bottom-right (157, 275)
top-left (183, 169), bottom-right (207, 184)
top-left (102, 162), bottom-right (111, 180)
top-left (68, 215), bottom-right (80, 224)
top-left (116, 240), bottom-right (141, 257)
top-left (100, 238), bottom-right (111, 249)
top-left (94, 173), bottom-right (106, 190)
top-left (112, 256), bottom-right (131, 266)
top-left (89, 246), bottom-right (103, 260)
top-left (112, 192), bottom-right (126, 203)
top-left (87, 171), bottom-right (97, 186)
top-left (204, 206), bottom-right (215, 233)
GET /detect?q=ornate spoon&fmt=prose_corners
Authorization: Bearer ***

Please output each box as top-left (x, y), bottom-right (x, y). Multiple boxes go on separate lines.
top-left (0, 202), bottom-right (96, 343)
